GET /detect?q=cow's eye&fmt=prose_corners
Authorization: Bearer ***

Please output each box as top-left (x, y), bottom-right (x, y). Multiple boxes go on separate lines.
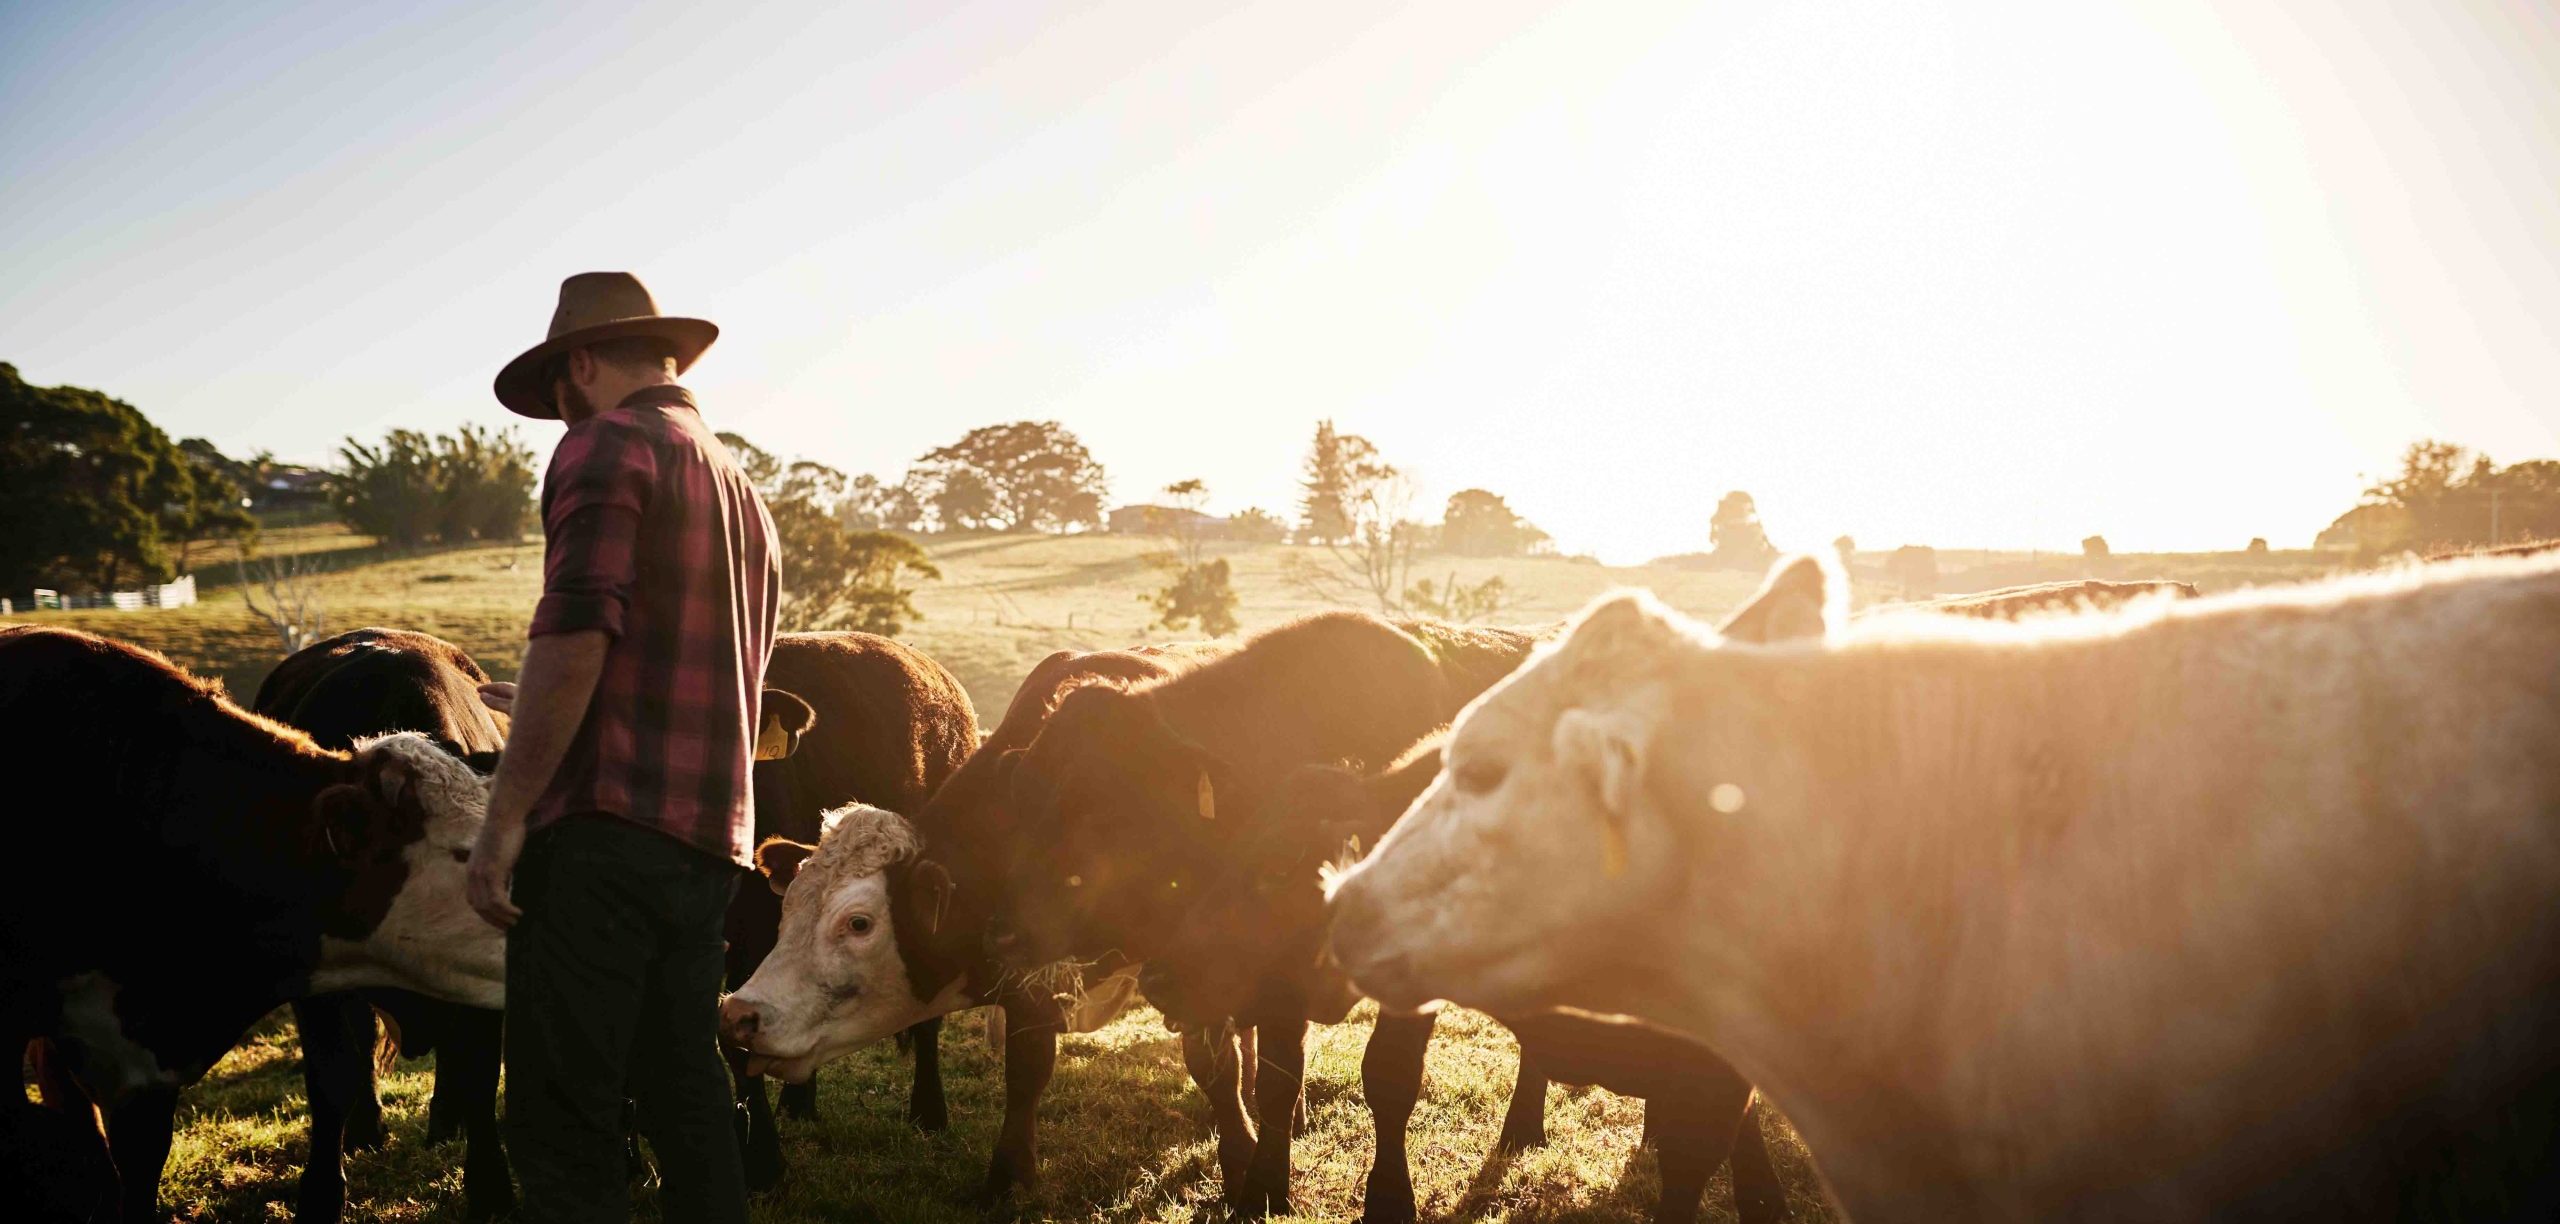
top-left (844, 915), bottom-right (874, 937)
top-left (1454, 758), bottom-right (1507, 794)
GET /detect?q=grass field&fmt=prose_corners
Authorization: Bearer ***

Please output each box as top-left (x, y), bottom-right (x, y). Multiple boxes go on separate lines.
top-left (8, 529), bottom-right (2352, 1222)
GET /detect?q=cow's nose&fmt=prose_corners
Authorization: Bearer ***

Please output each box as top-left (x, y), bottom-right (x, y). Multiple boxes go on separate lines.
top-left (719, 996), bottom-right (763, 1049)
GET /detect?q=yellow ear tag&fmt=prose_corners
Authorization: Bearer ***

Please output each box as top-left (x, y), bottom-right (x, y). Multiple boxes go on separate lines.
top-left (754, 720), bottom-right (791, 762)
top-left (1197, 772), bottom-right (1217, 821)
top-left (1599, 822), bottom-right (1628, 878)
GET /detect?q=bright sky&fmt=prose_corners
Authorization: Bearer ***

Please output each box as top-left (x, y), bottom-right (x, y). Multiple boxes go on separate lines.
top-left (5, 0), bottom-right (2557, 562)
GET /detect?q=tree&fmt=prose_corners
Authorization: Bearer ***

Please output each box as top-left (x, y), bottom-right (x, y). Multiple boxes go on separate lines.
top-left (1709, 491), bottom-right (1775, 569)
top-left (1281, 435), bottom-right (1422, 612)
top-left (0, 363), bottom-right (203, 594)
top-left (1298, 420), bottom-right (1355, 545)
top-left (1150, 557), bottom-right (1240, 638)
top-left (2082, 535), bottom-right (2111, 561)
top-left (1146, 479), bottom-right (1241, 637)
top-left (1440, 489), bottom-right (1547, 557)
top-left (333, 427), bottom-right (536, 548)
top-left (2340, 439), bottom-right (2560, 553)
top-left (1833, 535), bottom-right (1857, 569)
top-left (722, 435), bottom-right (943, 633)
top-left (1405, 572), bottom-right (1512, 623)
top-left (1227, 507), bottom-right (1290, 544)
top-left (433, 425), bottom-right (539, 542)
top-left (2246, 537), bottom-right (2270, 556)
top-left (170, 437), bottom-right (256, 572)
top-left (909, 421), bottom-right (1108, 533)
top-left (837, 473), bottom-right (924, 534)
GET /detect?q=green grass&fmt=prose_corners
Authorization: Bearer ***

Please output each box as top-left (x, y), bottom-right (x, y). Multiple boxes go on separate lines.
top-left (110, 1003), bottom-right (1834, 1223)
top-left (6, 527), bottom-right (2356, 1220)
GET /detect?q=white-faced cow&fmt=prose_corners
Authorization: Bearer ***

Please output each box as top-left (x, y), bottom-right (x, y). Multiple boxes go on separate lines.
top-left (725, 643), bottom-right (1230, 1204)
top-left (1, 626), bottom-right (505, 1224)
top-left (722, 630), bottom-right (974, 1191)
top-left (1329, 554), bottom-right (2560, 1220)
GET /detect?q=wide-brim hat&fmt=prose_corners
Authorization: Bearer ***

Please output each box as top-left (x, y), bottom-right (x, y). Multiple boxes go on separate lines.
top-left (494, 272), bottom-right (718, 419)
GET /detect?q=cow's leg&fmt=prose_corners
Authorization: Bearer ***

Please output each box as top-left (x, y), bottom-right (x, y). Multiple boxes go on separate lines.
top-left (1725, 1094), bottom-right (1789, 1224)
top-left (1230, 1016), bottom-right (1306, 1218)
top-left (1359, 1010), bottom-right (1437, 1224)
top-left (436, 1005), bottom-right (516, 1222)
top-left (1498, 1037), bottom-right (1551, 1152)
top-left (103, 1084), bottom-right (180, 1224)
top-left (28, 1043), bottom-right (118, 1214)
top-left (980, 999), bottom-right (1058, 1204)
top-left (906, 1016), bottom-right (948, 1132)
top-left (776, 1072), bottom-right (818, 1121)
top-left (729, 1051), bottom-right (785, 1193)
top-left (1181, 1021), bottom-right (1256, 1192)
top-left (1237, 1023), bottom-right (1260, 1114)
top-left (291, 995), bottom-right (374, 1224)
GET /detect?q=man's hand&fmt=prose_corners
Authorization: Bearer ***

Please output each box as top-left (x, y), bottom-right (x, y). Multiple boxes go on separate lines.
top-left (467, 816), bottom-right (528, 930)
top-left (478, 682), bottom-right (518, 716)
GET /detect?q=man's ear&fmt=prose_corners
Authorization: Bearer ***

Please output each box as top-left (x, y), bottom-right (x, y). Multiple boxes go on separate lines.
top-left (757, 838), bottom-right (817, 896)
top-left (909, 859), bottom-right (955, 934)
top-left (1719, 555), bottom-right (1836, 644)
top-left (756, 689), bottom-right (818, 761)
top-left (1553, 707), bottom-right (1649, 877)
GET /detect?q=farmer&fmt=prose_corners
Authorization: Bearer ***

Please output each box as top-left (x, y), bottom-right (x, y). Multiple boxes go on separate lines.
top-left (468, 272), bottom-right (779, 1224)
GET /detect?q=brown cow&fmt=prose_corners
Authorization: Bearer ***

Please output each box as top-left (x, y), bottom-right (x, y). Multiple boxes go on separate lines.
top-left (726, 643), bottom-right (1253, 1204)
top-left (1, 626), bottom-right (504, 1224)
top-left (975, 614), bottom-right (1552, 1213)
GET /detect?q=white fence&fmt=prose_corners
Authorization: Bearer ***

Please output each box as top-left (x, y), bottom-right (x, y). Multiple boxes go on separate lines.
top-left (28, 574), bottom-right (198, 612)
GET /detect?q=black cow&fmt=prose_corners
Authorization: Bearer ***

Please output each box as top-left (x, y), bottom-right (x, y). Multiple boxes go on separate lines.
top-left (1, 626), bottom-right (504, 1224)
top-left (251, 628), bottom-right (514, 1224)
top-left (727, 643), bottom-right (1282, 1204)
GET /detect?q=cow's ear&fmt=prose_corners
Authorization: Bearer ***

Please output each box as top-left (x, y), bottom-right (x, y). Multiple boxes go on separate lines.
top-left (1720, 555), bottom-right (1835, 644)
top-left (756, 690), bottom-right (818, 762)
top-left (1553, 707), bottom-right (1648, 877)
top-left (910, 859), bottom-right (955, 934)
top-left (757, 838), bottom-right (817, 896)
top-left (309, 784), bottom-right (379, 865)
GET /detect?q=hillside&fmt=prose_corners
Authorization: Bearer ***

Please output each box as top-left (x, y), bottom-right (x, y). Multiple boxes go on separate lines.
top-left (1, 527), bottom-right (2347, 719)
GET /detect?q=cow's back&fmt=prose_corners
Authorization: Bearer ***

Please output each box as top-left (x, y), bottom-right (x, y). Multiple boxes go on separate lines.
top-left (754, 633), bottom-right (977, 845)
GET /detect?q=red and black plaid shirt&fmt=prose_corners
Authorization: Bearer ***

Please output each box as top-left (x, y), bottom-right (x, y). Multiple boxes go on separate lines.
top-left (527, 384), bottom-right (779, 866)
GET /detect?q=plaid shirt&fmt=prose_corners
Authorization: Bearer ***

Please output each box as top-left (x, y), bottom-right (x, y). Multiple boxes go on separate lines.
top-left (527, 384), bottom-right (779, 866)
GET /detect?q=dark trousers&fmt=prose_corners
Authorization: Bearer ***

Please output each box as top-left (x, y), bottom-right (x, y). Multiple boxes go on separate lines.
top-left (504, 815), bottom-right (747, 1224)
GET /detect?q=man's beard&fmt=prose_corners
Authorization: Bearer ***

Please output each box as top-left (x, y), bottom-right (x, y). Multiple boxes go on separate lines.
top-left (559, 379), bottom-right (598, 420)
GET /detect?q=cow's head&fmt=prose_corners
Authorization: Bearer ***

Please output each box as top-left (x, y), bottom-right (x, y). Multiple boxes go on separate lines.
top-left (991, 682), bottom-right (1241, 974)
top-left (720, 805), bottom-right (970, 1080)
top-left (309, 733), bottom-right (506, 1008)
top-left (1326, 556), bottom-right (1836, 1015)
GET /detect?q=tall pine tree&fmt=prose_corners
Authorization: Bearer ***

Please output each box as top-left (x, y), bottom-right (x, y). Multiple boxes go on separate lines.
top-left (1298, 419), bottom-right (1352, 545)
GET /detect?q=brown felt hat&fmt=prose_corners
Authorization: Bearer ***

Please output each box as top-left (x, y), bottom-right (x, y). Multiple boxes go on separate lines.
top-left (493, 272), bottom-right (718, 419)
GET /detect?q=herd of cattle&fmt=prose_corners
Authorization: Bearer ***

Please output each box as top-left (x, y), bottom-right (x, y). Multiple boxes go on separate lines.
top-left (5, 549), bottom-right (2556, 1223)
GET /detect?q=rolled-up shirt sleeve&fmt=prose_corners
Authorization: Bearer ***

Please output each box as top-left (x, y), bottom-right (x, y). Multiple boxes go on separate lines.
top-left (530, 418), bottom-right (656, 639)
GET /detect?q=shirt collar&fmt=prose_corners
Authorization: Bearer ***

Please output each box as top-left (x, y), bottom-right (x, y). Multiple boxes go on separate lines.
top-left (616, 384), bottom-right (697, 413)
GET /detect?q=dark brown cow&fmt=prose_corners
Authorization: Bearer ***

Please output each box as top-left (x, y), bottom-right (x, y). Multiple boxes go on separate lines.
top-left (0, 627), bottom-right (504, 1224)
top-left (1146, 745), bottom-right (1790, 1224)
top-left (728, 643), bottom-right (1255, 1204)
top-left (982, 614), bottom-right (1545, 1213)
top-left (727, 631), bottom-right (975, 1191)
top-left (250, 628), bottom-right (513, 1224)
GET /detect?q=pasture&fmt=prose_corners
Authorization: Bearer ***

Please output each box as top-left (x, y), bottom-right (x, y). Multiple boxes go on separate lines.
top-left (7, 530), bottom-right (2344, 1222)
